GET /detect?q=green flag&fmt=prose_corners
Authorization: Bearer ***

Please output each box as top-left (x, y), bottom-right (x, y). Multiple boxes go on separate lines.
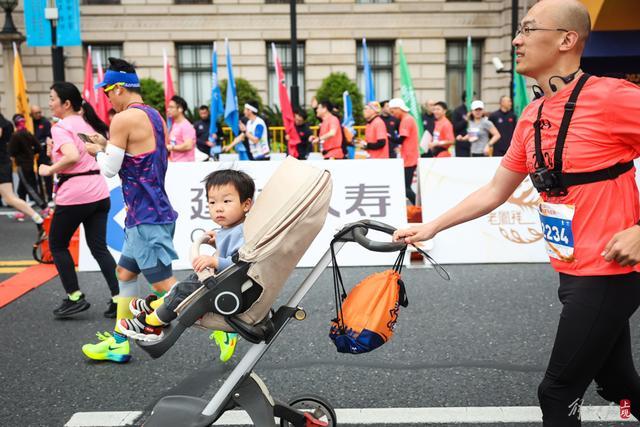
top-left (513, 54), bottom-right (530, 117)
top-left (465, 36), bottom-right (473, 110)
top-left (399, 43), bottom-right (424, 152)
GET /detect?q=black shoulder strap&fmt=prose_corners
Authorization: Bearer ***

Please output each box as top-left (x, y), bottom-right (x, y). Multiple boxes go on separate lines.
top-left (533, 73), bottom-right (591, 171)
top-left (552, 73), bottom-right (591, 172)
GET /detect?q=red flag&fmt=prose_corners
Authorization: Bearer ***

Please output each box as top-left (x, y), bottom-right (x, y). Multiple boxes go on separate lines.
top-left (82, 46), bottom-right (96, 109)
top-left (95, 55), bottom-right (112, 125)
top-left (272, 43), bottom-right (300, 158)
top-left (163, 49), bottom-right (175, 121)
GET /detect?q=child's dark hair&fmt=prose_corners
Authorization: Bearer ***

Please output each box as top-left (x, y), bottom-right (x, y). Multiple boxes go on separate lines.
top-left (203, 169), bottom-right (255, 202)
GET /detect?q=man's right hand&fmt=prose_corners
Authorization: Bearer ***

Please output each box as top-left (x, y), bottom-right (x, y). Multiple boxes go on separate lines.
top-left (393, 222), bottom-right (439, 244)
top-left (88, 133), bottom-right (107, 148)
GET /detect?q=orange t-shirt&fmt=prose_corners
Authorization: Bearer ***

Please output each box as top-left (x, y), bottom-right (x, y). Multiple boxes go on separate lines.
top-left (399, 113), bottom-right (419, 167)
top-left (365, 116), bottom-right (389, 159)
top-left (433, 117), bottom-right (455, 158)
top-left (320, 114), bottom-right (344, 159)
top-left (501, 76), bottom-right (640, 276)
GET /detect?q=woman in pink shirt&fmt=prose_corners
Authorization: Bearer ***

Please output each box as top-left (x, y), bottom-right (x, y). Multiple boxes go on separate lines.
top-left (166, 96), bottom-right (196, 162)
top-left (40, 82), bottom-right (119, 319)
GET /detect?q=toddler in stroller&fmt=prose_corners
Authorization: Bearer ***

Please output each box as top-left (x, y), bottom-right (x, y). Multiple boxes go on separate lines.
top-left (137, 157), bottom-right (408, 426)
top-left (119, 169), bottom-right (255, 362)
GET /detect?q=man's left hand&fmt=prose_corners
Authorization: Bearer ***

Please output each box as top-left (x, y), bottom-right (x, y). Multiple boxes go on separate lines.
top-left (602, 224), bottom-right (640, 266)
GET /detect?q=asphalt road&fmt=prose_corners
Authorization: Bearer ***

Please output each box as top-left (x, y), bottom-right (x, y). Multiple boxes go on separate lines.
top-left (0, 215), bottom-right (637, 427)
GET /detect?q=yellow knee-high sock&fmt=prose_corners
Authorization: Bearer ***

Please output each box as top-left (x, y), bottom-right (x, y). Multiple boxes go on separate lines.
top-left (114, 296), bottom-right (134, 334)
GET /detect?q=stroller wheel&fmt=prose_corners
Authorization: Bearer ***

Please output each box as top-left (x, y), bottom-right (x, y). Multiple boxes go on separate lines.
top-left (280, 394), bottom-right (336, 427)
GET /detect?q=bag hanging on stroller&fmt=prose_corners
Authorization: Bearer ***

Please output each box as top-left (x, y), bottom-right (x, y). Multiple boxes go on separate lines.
top-left (329, 244), bottom-right (408, 354)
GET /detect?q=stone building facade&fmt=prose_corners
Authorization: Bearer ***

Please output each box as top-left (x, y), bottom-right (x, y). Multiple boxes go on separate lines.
top-left (1, 0), bottom-right (524, 116)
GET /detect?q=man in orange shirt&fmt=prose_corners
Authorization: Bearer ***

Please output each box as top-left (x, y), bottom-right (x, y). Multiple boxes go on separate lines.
top-left (394, 0), bottom-right (640, 425)
top-left (389, 98), bottom-right (419, 205)
top-left (312, 100), bottom-right (344, 160)
top-left (429, 101), bottom-right (455, 158)
top-left (359, 101), bottom-right (388, 159)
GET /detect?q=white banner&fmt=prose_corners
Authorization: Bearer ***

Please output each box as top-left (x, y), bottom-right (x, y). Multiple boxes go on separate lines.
top-left (418, 157), bottom-right (549, 264)
top-left (79, 159), bottom-right (408, 271)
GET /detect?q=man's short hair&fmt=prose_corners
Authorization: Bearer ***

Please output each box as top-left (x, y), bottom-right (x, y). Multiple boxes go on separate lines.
top-left (107, 58), bottom-right (141, 94)
top-left (318, 99), bottom-right (333, 112)
top-left (293, 107), bottom-right (307, 120)
top-left (435, 101), bottom-right (448, 110)
top-left (203, 169), bottom-right (255, 203)
top-left (199, 105), bottom-right (209, 111)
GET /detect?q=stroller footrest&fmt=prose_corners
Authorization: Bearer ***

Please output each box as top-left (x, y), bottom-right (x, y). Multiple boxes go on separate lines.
top-left (144, 395), bottom-right (214, 427)
top-left (226, 315), bottom-right (275, 344)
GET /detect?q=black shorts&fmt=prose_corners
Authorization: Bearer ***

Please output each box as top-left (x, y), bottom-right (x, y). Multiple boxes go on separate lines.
top-left (0, 162), bottom-right (12, 184)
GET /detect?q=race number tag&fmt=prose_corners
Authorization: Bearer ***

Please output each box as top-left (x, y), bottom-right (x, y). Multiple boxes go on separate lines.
top-left (538, 202), bottom-right (575, 262)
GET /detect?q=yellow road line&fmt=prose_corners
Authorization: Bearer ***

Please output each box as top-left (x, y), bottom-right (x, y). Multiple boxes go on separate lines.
top-left (0, 260), bottom-right (38, 267)
top-left (0, 267), bottom-right (27, 274)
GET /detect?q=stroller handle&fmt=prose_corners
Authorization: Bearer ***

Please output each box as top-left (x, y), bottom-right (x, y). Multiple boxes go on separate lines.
top-left (353, 225), bottom-right (407, 253)
top-left (190, 233), bottom-right (216, 282)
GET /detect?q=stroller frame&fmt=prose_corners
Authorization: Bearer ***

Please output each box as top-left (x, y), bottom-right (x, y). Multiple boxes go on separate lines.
top-left (141, 220), bottom-right (405, 427)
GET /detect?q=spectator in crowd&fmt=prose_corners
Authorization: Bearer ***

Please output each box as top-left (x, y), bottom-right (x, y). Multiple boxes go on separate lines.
top-left (31, 105), bottom-right (53, 200)
top-left (422, 99), bottom-right (436, 136)
top-left (225, 102), bottom-right (270, 160)
top-left (0, 106), bottom-right (44, 230)
top-left (358, 101), bottom-right (388, 159)
top-left (292, 108), bottom-right (313, 160)
top-left (193, 105), bottom-right (212, 157)
top-left (389, 98), bottom-right (419, 205)
top-left (456, 100), bottom-right (501, 157)
top-left (488, 96), bottom-right (517, 156)
top-left (9, 114), bottom-right (42, 204)
top-left (108, 108), bottom-right (117, 123)
top-left (430, 101), bottom-right (455, 158)
top-left (380, 100), bottom-right (401, 158)
top-left (166, 95), bottom-right (196, 162)
top-left (452, 92), bottom-right (470, 157)
top-left (311, 100), bottom-right (344, 160)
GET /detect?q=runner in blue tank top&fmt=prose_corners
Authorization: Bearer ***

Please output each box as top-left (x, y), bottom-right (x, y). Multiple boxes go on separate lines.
top-left (82, 58), bottom-right (180, 363)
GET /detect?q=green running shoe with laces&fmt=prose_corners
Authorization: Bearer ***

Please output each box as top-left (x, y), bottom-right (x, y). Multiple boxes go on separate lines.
top-left (81, 332), bottom-right (131, 363)
top-left (210, 330), bottom-right (238, 363)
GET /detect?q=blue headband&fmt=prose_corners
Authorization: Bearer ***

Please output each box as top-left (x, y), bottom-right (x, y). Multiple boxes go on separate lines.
top-left (95, 69), bottom-right (140, 89)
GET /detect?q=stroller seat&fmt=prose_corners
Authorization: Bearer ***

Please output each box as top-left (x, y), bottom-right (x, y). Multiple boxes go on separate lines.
top-left (138, 157), bottom-right (333, 358)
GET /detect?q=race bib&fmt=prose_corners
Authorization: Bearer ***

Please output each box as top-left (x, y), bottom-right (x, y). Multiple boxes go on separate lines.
top-left (538, 202), bottom-right (575, 262)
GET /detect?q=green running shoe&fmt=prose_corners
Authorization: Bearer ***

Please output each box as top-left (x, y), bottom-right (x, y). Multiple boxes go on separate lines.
top-left (210, 331), bottom-right (238, 363)
top-left (81, 331), bottom-right (131, 363)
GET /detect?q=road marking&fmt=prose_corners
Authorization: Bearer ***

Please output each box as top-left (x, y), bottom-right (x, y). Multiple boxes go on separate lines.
top-left (0, 267), bottom-right (27, 274)
top-left (66, 406), bottom-right (634, 425)
top-left (0, 260), bottom-right (38, 266)
top-left (65, 412), bottom-right (143, 427)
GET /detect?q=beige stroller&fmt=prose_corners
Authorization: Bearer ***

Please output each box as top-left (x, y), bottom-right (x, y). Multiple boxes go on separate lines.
top-left (139, 157), bottom-right (407, 427)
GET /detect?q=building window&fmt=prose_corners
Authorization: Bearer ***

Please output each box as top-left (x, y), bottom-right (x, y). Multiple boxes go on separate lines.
top-left (177, 44), bottom-right (213, 112)
top-left (87, 44), bottom-right (123, 81)
top-left (174, 0), bottom-right (211, 4)
top-left (356, 41), bottom-right (393, 103)
top-left (267, 42), bottom-right (305, 108)
top-left (265, 0), bottom-right (302, 3)
top-left (82, 0), bottom-right (120, 4)
top-left (356, 0), bottom-right (392, 3)
top-left (445, 39), bottom-right (482, 108)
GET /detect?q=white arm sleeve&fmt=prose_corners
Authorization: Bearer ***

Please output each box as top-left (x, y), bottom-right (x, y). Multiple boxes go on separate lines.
top-left (96, 144), bottom-right (125, 178)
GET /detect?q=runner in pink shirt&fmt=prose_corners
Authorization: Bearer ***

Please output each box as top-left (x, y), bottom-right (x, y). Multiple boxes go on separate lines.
top-left (166, 96), bottom-right (196, 162)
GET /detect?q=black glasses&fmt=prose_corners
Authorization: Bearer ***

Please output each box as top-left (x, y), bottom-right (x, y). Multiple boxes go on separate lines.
top-left (516, 25), bottom-right (569, 37)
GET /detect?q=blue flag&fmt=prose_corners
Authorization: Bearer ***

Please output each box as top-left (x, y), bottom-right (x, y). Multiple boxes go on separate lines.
top-left (56, 0), bottom-right (82, 46)
top-left (224, 39), bottom-right (239, 137)
top-left (23, 0), bottom-right (51, 47)
top-left (209, 42), bottom-right (224, 141)
top-left (362, 38), bottom-right (376, 103)
top-left (342, 91), bottom-right (356, 159)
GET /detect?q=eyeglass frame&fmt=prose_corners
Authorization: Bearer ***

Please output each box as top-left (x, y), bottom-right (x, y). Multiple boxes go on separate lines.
top-left (515, 25), bottom-right (570, 37)
top-left (103, 82), bottom-right (124, 94)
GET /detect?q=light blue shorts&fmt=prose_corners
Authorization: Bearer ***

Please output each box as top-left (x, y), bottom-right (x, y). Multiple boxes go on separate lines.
top-left (118, 223), bottom-right (178, 283)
